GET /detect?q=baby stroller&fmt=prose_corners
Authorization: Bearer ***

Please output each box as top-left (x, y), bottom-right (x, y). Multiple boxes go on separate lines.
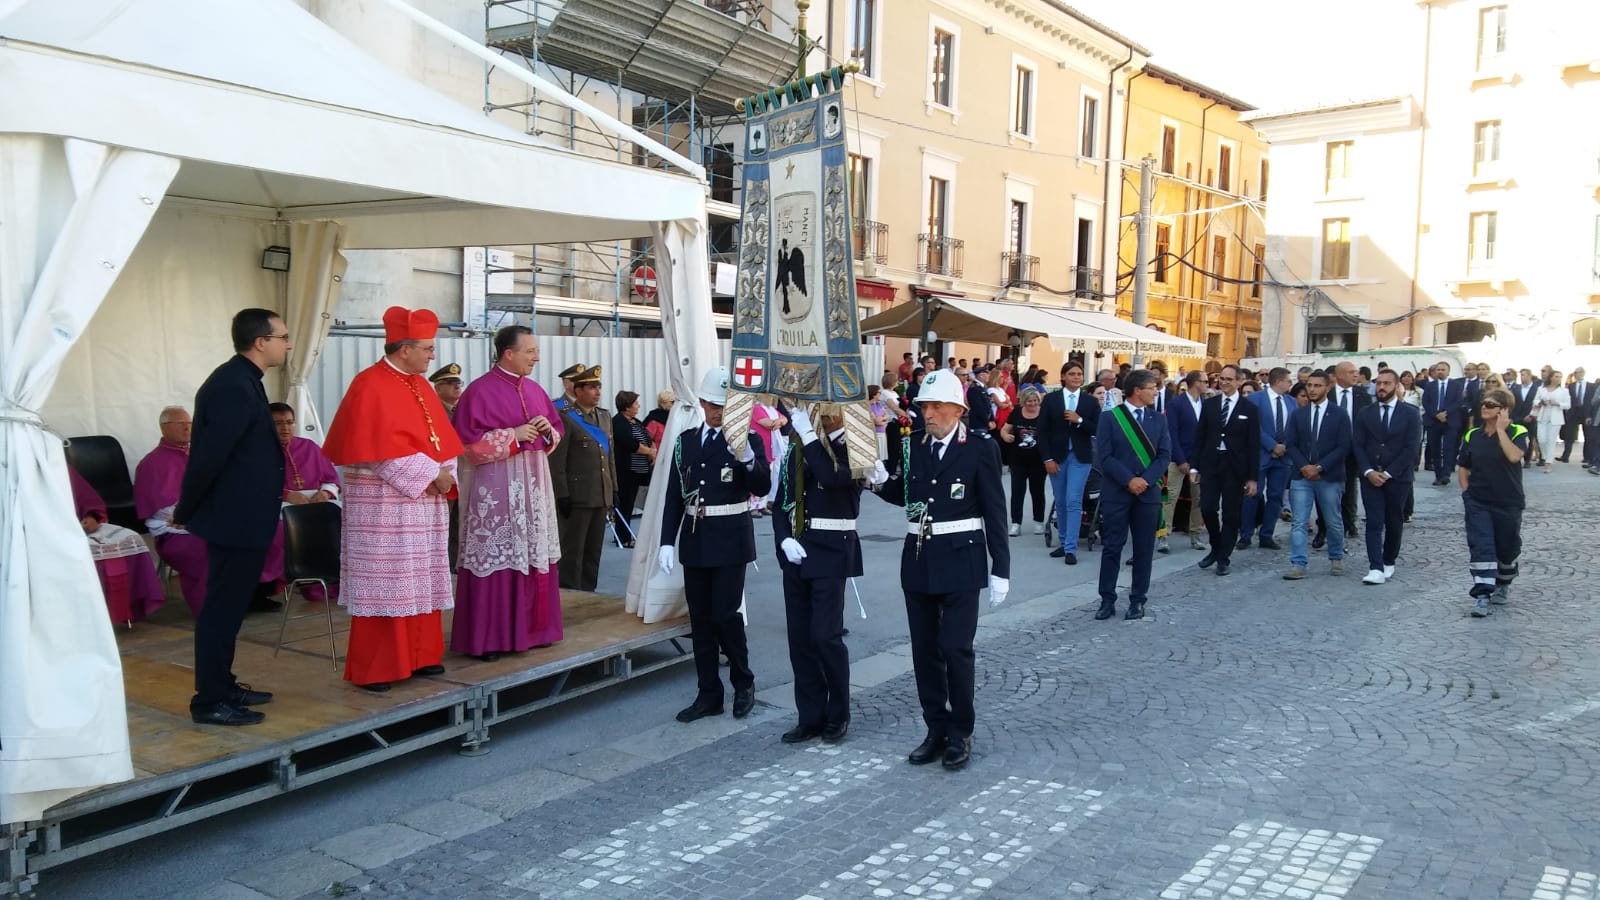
top-left (1042, 467), bottom-right (1102, 551)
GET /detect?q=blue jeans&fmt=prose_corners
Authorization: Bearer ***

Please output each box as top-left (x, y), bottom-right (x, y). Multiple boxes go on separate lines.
top-left (1240, 457), bottom-right (1290, 541)
top-left (1289, 478), bottom-right (1345, 568)
top-left (1051, 456), bottom-right (1092, 552)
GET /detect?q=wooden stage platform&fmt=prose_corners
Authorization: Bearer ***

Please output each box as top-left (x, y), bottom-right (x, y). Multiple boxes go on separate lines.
top-left (3, 591), bottom-right (690, 894)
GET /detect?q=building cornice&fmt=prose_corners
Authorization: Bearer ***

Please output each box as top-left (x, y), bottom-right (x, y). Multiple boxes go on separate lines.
top-left (930, 0), bottom-right (1147, 73)
top-left (1245, 96), bottom-right (1419, 143)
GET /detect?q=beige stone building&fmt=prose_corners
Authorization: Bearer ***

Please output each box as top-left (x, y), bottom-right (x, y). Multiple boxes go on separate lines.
top-left (1117, 64), bottom-right (1268, 368)
top-left (1248, 2), bottom-right (1600, 369)
top-left (824, 0), bottom-right (1147, 372)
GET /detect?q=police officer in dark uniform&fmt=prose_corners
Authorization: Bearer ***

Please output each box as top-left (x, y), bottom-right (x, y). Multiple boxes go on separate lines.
top-left (658, 366), bottom-right (771, 723)
top-left (872, 369), bottom-right (1009, 770)
top-left (771, 402), bottom-right (890, 745)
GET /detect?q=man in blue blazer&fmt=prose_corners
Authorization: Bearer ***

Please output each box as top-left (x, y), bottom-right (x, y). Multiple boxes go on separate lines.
top-left (1282, 370), bottom-right (1352, 579)
top-left (175, 308), bottom-right (291, 726)
top-left (1421, 360), bottom-right (1464, 485)
top-left (1352, 369), bottom-right (1423, 585)
top-left (1239, 367), bottom-right (1295, 550)
top-left (1036, 361), bottom-right (1099, 566)
top-left (1162, 370), bottom-right (1207, 551)
top-left (1094, 370), bottom-right (1171, 621)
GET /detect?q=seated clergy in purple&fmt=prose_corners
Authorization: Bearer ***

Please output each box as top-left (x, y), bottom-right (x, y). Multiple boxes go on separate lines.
top-left (270, 402), bottom-right (340, 600)
top-left (135, 406), bottom-right (284, 615)
top-left (69, 451), bottom-right (164, 624)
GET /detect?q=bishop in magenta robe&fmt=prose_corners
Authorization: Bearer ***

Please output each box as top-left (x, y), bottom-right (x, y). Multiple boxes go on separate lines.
top-left (72, 465), bottom-right (165, 623)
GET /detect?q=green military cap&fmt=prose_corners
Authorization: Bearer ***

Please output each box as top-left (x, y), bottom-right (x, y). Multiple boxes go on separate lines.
top-left (428, 363), bottom-right (462, 384)
top-left (572, 365), bottom-right (603, 385)
top-left (557, 363), bottom-right (586, 380)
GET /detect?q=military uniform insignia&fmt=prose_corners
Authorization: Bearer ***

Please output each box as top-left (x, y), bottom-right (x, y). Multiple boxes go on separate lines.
top-left (950, 483), bottom-right (966, 500)
top-left (721, 465), bottom-right (734, 483)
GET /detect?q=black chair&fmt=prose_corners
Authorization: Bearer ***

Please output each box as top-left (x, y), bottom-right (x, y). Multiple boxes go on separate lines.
top-left (69, 435), bottom-right (144, 533)
top-left (274, 502), bottom-right (342, 670)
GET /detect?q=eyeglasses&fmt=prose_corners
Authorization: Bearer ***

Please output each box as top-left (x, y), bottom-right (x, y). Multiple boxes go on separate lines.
top-left (262, 333), bottom-right (291, 342)
top-left (1479, 402), bottom-right (1502, 409)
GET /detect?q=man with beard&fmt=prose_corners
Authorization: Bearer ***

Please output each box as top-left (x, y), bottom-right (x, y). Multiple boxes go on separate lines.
top-left (1353, 370), bottom-right (1422, 586)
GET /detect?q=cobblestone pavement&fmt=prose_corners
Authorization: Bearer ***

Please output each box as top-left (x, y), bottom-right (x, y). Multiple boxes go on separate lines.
top-left (124, 467), bottom-right (1600, 900)
top-left (265, 468), bottom-right (1600, 900)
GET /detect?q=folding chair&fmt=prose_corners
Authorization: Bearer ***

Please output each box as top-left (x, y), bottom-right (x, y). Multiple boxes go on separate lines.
top-left (68, 434), bottom-right (144, 533)
top-left (275, 502), bottom-right (342, 670)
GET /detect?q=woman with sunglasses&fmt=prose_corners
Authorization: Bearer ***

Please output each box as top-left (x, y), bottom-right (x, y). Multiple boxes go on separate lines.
top-left (1455, 388), bottom-right (1528, 617)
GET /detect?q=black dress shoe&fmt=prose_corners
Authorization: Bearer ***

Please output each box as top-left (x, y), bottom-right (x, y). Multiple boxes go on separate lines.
top-left (1311, 532), bottom-right (1327, 550)
top-left (821, 721), bottom-right (849, 744)
top-left (1124, 602), bottom-right (1146, 620)
top-left (1198, 552), bottom-right (1217, 569)
top-left (1258, 537), bottom-right (1281, 550)
top-left (358, 682), bottom-right (392, 693)
top-left (908, 734), bottom-right (949, 765)
top-left (942, 737), bottom-right (972, 770)
top-left (676, 700), bottom-right (724, 722)
top-left (1049, 547), bottom-right (1066, 558)
top-left (1063, 553), bottom-right (1078, 566)
top-left (229, 684), bottom-right (273, 706)
top-left (732, 688), bottom-right (755, 719)
top-left (1433, 478), bottom-right (1449, 486)
top-left (1216, 561), bottom-right (1230, 576)
top-left (412, 664), bottom-right (446, 677)
top-left (191, 702), bottom-right (265, 726)
top-left (1345, 529), bottom-right (1359, 539)
top-left (248, 595), bottom-right (285, 613)
top-left (1093, 601), bottom-right (1117, 620)
top-left (476, 653), bottom-right (501, 662)
top-left (782, 724), bottom-right (823, 744)
top-left (1235, 539), bottom-right (1251, 551)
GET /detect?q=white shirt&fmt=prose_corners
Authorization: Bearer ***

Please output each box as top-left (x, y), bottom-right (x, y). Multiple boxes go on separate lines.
top-left (929, 428), bottom-right (958, 459)
top-left (1186, 392), bottom-right (1204, 422)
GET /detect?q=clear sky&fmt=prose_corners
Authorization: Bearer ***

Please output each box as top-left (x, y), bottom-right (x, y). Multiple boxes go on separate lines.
top-left (1067, 0), bottom-right (1422, 114)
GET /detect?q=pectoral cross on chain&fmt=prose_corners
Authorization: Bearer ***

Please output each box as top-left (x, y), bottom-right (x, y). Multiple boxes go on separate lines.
top-left (429, 431), bottom-right (441, 452)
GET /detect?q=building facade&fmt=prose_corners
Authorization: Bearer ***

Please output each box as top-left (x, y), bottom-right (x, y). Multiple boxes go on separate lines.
top-left (1117, 64), bottom-right (1268, 367)
top-left (1249, 1), bottom-right (1600, 366)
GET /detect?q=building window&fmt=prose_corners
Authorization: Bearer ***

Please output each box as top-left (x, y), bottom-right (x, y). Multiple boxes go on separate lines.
top-left (1210, 236), bottom-right (1227, 292)
top-left (1251, 243), bottom-right (1265, 298)
top-left (1206, 332), bottom-right (1222, 358)
top-left (1477, 5), bottom-right (1507, 70)
top-left (849, 0), bottom-right (877, 77)
top-left (847, 153), bottom-right (870, 223)
top-left (1259, 159), bottom-right (1270, 201)
top-left (1325, 141), bottom-right (1354, 194)
top-left (930, 27), bottom-right (955, 108)
top-left (1245, 336), bottom-right (1260, 358)
top-left (1320, 218), bottom-right (1351, 279)
top-left (1008, 200), bottom-right (1027, 255)
top-left (1217, 142), bottom-right (1234, 192)
top-left (1469, 211), bottom-right (1498, 268)
top-left (1154, 223), bottom-right (1171, 283)
top-left (1080, 93), bottom-right (1100, 158)
top-left (1160, 124), bottom-right (1177, 174)
top-left (1012, 63), bottom-right (1034, 136)
top-left (928, 177), bottom-right (949, 238)
top-left (1473, 120), bottom-right (1502, 176)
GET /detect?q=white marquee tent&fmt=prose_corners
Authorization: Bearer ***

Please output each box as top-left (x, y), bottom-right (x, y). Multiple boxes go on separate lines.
top-left (0, 0), bottom-right (715, 823)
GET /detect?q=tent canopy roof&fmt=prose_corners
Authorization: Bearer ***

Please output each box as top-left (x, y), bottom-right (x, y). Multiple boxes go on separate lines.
top-left (860, 297), bottom-right (1207, 360)
top-left (0, 0), bottom-right (707, 248)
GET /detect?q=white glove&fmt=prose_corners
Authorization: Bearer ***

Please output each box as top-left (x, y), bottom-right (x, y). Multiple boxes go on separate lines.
top-left (780, 537), bottom-right (808, 566)
top-left (738, 441), bottom-right (756, 464)
top-left (789, 407), bottom-right (817, 445)
top-left (658, 545), bottom-right (676, 575)
top-left (988, 575), bottom-right (1009, 608)
top-left (868, 459), bottom-right (889, 487)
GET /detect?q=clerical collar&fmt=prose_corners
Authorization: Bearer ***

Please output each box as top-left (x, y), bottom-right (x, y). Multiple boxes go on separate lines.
top-left (495, 365), bottom-right (525, 379)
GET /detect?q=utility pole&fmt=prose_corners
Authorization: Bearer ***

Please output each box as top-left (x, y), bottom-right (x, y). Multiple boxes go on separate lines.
top-left (1130, 156), bottom-right (1155, 367)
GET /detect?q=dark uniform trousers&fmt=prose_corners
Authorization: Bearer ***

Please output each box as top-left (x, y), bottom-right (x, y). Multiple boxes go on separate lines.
top-left (775, 437), bottom-right (862, 728)
top-left (876, 426), bottom-right (1008, 741)
top-left (661, 427), bottom-right (770, 704)
top-left (558, 508), bottom-right (607, 591)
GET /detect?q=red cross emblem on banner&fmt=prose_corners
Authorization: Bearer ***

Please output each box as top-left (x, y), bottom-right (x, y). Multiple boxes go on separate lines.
top-left (733, 356), bottom-right (764, 388)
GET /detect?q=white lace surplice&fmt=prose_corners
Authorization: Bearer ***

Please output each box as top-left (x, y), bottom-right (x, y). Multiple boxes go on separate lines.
top-left (457, 428), bottom-right (561, 578)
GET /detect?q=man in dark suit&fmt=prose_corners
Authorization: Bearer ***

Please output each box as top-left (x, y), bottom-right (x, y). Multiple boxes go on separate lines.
top-left (1328, 361), bottom-right (1373, 534)
top-left (772, 403), bottom-right (883, 746)
top-left (1282, 370), bottom-right (1352, 579)
top-left (658, 366), bottom-right (771, 724)
top-left (873, 368), bottom-right (1008, 770)
top-left (1421, 360), bottom-right (1464, 485)
top-left (1560, 367), bottom-right (1592, 464)
top-left (1191, 365), bottom-right (1259, 578)
top-left (175, 308), bottom-right (290, 726)
top-left (1239, 367), bottom-right (1294, 550)
top-left (1094, 370), bottom-right (1172, 620)
top-left (1510, 369), bottom-right (1540, 468)
top-left (1163, 370), bottom-right (1207, 551)
top-left (1352, 369), bottom-right (1422, 586)
top-left (1036, 361), bottom-right (1100, 565)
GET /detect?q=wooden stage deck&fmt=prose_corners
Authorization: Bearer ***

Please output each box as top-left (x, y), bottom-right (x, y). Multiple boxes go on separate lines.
top-left (3, 591), bottom-right (689, 894)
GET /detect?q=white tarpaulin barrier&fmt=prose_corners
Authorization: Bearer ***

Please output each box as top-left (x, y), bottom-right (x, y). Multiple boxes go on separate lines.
top-left (860, 296), bottom-right (1208, 361)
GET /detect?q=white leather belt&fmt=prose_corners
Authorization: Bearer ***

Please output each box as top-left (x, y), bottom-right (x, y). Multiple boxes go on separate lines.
top-left (906, 517), bottom-right (983, 536)
top-left (692, 502), bottom-right (748, 517)
top-left (807, 517), bottom-right (857, 532)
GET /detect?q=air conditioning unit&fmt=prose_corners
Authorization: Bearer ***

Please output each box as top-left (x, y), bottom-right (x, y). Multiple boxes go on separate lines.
top-left (1313, 333), bottom-right (1341, 350)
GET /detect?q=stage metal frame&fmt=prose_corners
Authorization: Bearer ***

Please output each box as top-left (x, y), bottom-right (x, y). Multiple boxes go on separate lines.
top-left (1, 624), bottom-right (689, 896)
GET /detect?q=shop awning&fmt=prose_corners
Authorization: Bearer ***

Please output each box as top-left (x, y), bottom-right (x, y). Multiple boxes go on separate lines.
top-left (855, 279), bottom-right (897, 302)
top-left (859, 297), bottom-right (1207, 359)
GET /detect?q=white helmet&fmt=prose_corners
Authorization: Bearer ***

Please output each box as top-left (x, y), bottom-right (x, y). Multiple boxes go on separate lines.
top-left (697, 366), bottom-right (731, 405)
top-left (916, 369), bottom-right (968, 408)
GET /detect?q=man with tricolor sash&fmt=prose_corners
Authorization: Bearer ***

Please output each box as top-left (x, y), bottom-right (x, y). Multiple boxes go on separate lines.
top-left (1093, 370), bottom-right (1173, 622)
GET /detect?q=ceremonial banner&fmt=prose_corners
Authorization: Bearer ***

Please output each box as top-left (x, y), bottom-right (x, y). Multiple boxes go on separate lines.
top-left (731, 91), bottom-right (865, 404)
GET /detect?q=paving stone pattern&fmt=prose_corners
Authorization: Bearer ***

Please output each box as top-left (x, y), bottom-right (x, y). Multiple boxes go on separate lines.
top-left (288, 473), bottom-right (1600, 899)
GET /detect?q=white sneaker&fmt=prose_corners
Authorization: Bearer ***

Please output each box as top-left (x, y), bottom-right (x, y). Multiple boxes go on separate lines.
top-left (1190, 536), bottom-right (1209, 552)
top-left (1033, 522), bottom-right (1045, 535)
top-left (1007, 523), bottom-right (1021, 537)
top-left (1362, 569), bottom-right (1387, 585)
top-left (1383, 565), bottom-right (1395, 579)
top-left (1157, 536), bottom-right (1171, 554)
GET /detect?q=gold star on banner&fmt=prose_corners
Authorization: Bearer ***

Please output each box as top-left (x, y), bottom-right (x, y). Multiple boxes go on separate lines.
top-left (785, 160), bottom-right (796, 179)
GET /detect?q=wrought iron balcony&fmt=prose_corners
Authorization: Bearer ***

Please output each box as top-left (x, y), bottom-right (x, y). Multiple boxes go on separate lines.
top-left (1001, 252), bottom-right (1038, 287)
top-left (1069, 266), bottom-right (1103, 299)
top-left (853, 220), bottom-right (889, 264)
top-left (918, 234), bottom-right (964, 278)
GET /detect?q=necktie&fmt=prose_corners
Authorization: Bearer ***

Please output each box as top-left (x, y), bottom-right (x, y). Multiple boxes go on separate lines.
top-left (1067, 391), bottom-right (1077, 412)
top-left (1135, 407), bottom-right (1144, 427)
top-left (1221, 397), bottom-right (1231, 423)
top-left (703, 428), bottom-right (718, 447)
top-left (1381, 403), bottom-right (1390, 432)
top-left (1275, 395), bottom-right (1285, 438)
top-left (1312, 404), bottom-right (1321, 441)
top-left (933, 441), bottom-right (945, 463)
top-left (1342, 389), bottom-right (1350, 416)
